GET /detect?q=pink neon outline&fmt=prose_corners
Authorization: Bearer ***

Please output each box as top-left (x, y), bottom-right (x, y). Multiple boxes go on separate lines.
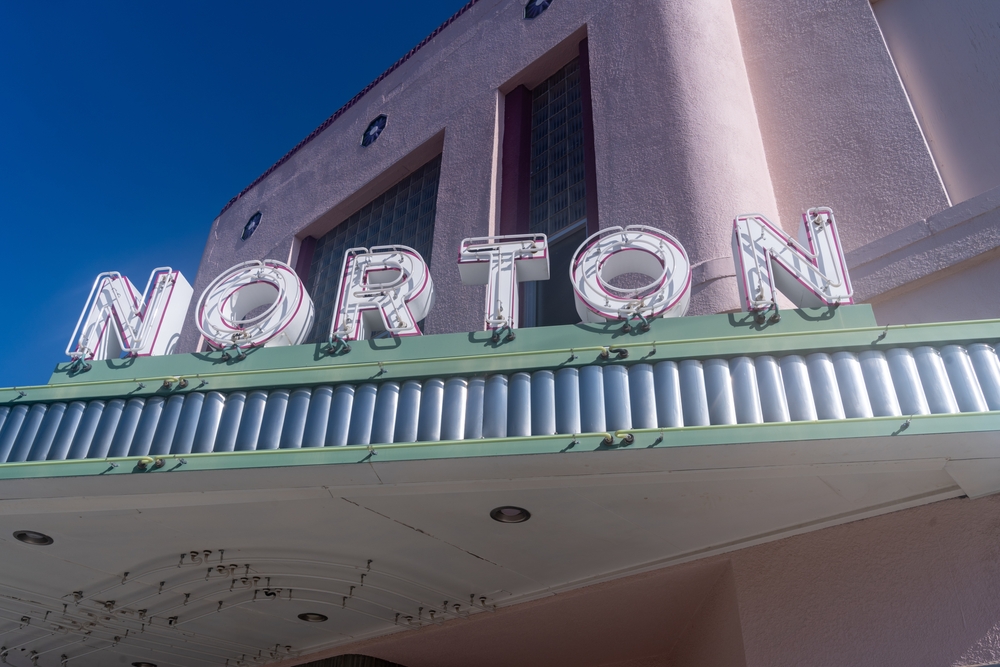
top-left (571, 230), bottom-right (692, 320)
top-left (734, 212), bottom-right (853, 312)
top-left (198, 263), bottom-right (306, 349)
top-left (137, 270), bottom-right (179, 357)
top-left (333, 248), bottom-right (430, 340)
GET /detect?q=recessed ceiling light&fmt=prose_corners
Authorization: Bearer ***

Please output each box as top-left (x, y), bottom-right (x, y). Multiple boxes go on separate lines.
top-left (298, 612), bottom-right (328, 623)
top-left (132, 662), bottom-right (158, 667)
top-left (13, 530), bottom-right (53, 546)
top-left (490, 506), bottom-right (531, 523)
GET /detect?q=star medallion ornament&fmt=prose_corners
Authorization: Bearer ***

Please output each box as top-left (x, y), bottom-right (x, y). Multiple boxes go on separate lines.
top-left (362, 115), bottom-right (388, 147)
top-left (242, 211), bottom-right (262, 241)
top-left (524, 0), bottom-right (552, 19)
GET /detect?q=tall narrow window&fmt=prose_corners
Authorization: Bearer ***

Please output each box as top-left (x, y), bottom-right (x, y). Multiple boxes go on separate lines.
top-left (529, 58), bottom-right (587, 238)
top-left (304, 156), bottom-right (441, 341)
top-left (500, 42), bottom-right (599, 328)
top-left (527, 57), bottom-right (589, 327)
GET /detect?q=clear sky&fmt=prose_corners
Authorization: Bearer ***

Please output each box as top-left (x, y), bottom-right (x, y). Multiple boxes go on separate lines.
top-left (0, 0), bottom-right (471, 388)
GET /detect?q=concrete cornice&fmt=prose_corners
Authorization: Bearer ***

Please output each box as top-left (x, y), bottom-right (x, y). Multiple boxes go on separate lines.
top-left (847, 185), bottom-right (1000, 302)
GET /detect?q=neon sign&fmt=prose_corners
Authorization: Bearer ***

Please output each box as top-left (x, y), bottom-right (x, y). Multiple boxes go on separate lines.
top-left (571, 226), bottom-right (692, 330)
top-left (329, 246), bottom-right (435, 344)
top-left (67, 268), bottom-right (192, 365)
top-left (195, 260), bottom-right (314, 356)
top-left (67, 207), bottom-right (853, 361)
top-left (732, 207), bottom-right (854, 320)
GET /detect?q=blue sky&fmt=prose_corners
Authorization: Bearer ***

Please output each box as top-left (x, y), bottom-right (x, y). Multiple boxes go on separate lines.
top-left (0, 0), bottom-right (471, 387)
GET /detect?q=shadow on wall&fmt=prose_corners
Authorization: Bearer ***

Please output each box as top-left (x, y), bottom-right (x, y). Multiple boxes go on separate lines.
top-left (295, 560), bottom-right (747, 667)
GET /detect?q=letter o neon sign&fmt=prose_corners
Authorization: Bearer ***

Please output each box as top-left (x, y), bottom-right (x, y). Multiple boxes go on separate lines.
top-left (196, 260), bottom-right (315, 350)
top-left (571, 226), bottom-right (692, 324)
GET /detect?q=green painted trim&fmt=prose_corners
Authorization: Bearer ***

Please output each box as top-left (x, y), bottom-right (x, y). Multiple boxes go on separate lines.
top-left (0, 411), bottom-right (995, 482)
top-left (2, 305), bottom-right (998, 406)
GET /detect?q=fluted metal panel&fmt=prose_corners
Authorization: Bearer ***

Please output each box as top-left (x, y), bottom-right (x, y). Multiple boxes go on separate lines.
top-left (49, 401), bottom-right (86, 461)
top-left (579, 366), bottom-right (606, 433)
top-left (464, 377), bottom-right (485, 440)
top-left (214, 392), bottom-right (245, 453)
top-left (832, 352), bottom-right (873, 419)
top-left (280, 388), bottom-right (311, 449)
top-left (806, 353), bottom-right (845, 421)
top-left (941, 345), bottom-right (989, 413)
top-left (151, 395), bottom-right (184, 456)
top-left (858, 351), bottom-right (900, 417)
top-left (418, 379), bottom-right (445, 442)
top-left (129, 396), bottom-right (164, 457)
top-left (257, 389), bottom-right (289, 450)
top-left (508, 373), bottom-right (532, 438)
top-left (27, 403), bottom-right (66, 462)
top-left (628, 364), bottom-right (657, 429)
top-left (105, 398), bottom-right (143, 458)
top-left (7, 403), bottom-right (47, 463)
top-left (395, 381), bottom-right (422, 443)
top-left (886, 349), bottom-right (929, 416)
top-left (679, 360), bottom-right (709, 426)
top-left (172, 393), bottom-right (202, 455)
top-left (327, 386), bottom-right (355, 447)
top-left (235, 390), bottom-right (268, 451)
top-left (88, 399), bottom-right (125, 459)
top-left (192, 392), bottom-right (225, 454)
top-left (483, 375), bottom-right (508, 439)
top-left (704, 359), bottom-right (736, 426)
top-left (653, 361), bottom-right (683, 427)
top-left (603, 365), bottom-right (632, 431)
top-left (730, 357), bottom-right (763, 425)
top-left (530, 372), bottom-right (556, 435)
top-left (780, 356), bottom-right (817, 422)
top-left (0, 404), bottom-right (28, 463)
top-left (8, 342), bottom-right (1000, 464)
top-left (969, 344), bottom-right (1000, 410)
top-left (754, 356), bottom-right (789, 423)
top-left (348, 384), bottom-right (378, 446)
top-left (371, 383), bottom-right (400, 444)
top-left (70, 401), bottom-right (103, 460)
top-left (913, 346), bottom-right (959, 414)
top-left (441, 378), bottom-right (468, 441)
top-left (302, 386), bottom-right (332, 448)
top-left (554, 368), bottom-right (581, 434)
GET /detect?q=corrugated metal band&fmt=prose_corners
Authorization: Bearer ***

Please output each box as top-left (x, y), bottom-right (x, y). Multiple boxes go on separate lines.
top-left (2, 344), bottom-right (999, 463)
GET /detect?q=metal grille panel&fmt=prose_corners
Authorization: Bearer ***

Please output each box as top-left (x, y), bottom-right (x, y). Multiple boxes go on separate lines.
top-left (2, 344), bottom-right (998, 463)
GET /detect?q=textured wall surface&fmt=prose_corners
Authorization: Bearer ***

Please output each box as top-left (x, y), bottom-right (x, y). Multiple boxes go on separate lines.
top-left (874, 0), bottom-right (1000, 204)
top-left (183, 0), bottom-right (781, 344)
top-left (291, 496), bottom-right (1000, 667)
top-left (732, 495), bottom-right (1000, 667)
top-left (729, 0), bottom-right (950, 251)
top-left (182, 0), bottom-right (971, 349)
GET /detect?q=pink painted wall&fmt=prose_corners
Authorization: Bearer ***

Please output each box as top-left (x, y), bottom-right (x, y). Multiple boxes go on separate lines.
top-left (181, 0), bottom-right (972, 352)
top-left (731, 495), bottom-right (1000, 667)
top-left (293, 496), bottom-right (1000, 667)
top-left (729, 0), bottom-right (950, 252)
top-left (873, 0), bottom-right (1000, 204)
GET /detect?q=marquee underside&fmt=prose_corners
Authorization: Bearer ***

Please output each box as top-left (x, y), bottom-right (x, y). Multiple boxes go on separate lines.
top-left (1, 306), bottom-right (998, 666)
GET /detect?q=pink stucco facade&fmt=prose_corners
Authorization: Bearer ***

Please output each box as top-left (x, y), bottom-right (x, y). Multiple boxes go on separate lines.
top-left (179, 1), bottom-right (1000, 664)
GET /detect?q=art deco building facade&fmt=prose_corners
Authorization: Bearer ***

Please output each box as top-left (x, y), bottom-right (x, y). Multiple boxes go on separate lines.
top-left (1, 1), bottom-right (999, 666)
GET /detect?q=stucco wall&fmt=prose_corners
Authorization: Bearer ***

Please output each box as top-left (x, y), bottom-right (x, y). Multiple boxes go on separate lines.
top-left (728, 0), bottom-right (950, 251)
top-left (182, 0), bottom-right (781, 350)
top-left (181, 0), bottom-right (970, 352)
top-left (731, 495), bottom-right (1000, 667)
top-left (873, 0), bottom-right (1000, 204)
